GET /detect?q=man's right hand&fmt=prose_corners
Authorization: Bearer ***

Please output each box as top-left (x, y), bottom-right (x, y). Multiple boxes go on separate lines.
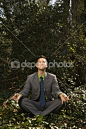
top-left (9, 93), bottom-right (21, 103)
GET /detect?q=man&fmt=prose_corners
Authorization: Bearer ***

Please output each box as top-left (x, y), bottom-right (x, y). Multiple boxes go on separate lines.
top-left (10, 55), bottom-right (69, 116)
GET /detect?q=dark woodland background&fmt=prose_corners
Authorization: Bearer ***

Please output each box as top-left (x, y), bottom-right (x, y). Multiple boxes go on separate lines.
top-left (0, 0), bottom-right (86, 128)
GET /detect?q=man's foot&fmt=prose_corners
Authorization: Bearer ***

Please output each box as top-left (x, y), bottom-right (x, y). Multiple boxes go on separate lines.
top-left (24, 113), bottom-right (29, 118)
top-left (24, 113), bottom-right (34, 118)
top-left (29, 113), bottom-right (35, 118)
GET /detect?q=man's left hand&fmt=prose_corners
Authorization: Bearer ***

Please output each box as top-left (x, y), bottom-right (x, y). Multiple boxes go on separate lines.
top-left (60, 93), bottom-right (69, 104)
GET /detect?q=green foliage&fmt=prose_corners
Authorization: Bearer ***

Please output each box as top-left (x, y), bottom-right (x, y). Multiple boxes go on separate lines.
top-left (0, 0), bottom-right (86, 87)
top-left (0, 84), bottom-right (86, 128)
top-left (0, 0), bottom-right (86, 128)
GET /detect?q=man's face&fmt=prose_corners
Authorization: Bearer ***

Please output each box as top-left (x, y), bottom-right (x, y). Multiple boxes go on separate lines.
top-left (36, 58), bottom-right (47, 70)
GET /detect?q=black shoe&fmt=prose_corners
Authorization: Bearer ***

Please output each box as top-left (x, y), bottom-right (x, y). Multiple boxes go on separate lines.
top-left (23, 112), bottom-right (35, 119)
top-left (29, 113), bottom-right (35, 118)
top-left (24, 113), bottom-right (29, 118)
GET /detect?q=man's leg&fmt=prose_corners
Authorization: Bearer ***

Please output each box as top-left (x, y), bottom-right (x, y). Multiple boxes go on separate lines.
top-left (51, 101), bottom-right (65, 114)
top-left (18, 97), bottom-right (44, 116)
top-left (18, 97), bottom-right (65, 116)
top-left (40, 98), bottom-right (65, 116)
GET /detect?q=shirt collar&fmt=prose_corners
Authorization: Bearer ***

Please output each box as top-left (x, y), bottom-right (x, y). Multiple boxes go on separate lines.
top-left (38, 72), bottom-right (45, 80)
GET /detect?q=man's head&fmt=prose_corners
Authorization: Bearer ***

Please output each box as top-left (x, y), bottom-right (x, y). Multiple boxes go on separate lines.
top-left (36, 55), bottom-right (48, 70)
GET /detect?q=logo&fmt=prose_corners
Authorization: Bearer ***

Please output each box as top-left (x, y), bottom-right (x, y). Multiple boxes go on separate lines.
top-left (8, 58), bottom-right (20, 70)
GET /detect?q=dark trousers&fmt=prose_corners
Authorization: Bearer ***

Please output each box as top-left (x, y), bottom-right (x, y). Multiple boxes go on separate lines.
top-left (18, 97), bottom-right (65, 116)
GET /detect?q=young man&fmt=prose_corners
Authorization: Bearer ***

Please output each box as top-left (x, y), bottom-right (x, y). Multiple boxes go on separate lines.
top-left (10, 55), bottom-right (69, 116)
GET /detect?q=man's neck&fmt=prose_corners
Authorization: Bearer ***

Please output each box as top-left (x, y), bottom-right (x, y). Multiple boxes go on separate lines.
top-left (38, 69), bottom-right (46, 76)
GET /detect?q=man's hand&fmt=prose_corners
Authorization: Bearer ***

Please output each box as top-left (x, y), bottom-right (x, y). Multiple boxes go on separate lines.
top-left (60, 93), bottom-right (69, 104)
top-left (9, 93), bottom-right (21, 103)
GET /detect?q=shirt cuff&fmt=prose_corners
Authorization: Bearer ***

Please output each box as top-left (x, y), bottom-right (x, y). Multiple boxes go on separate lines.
top-left (59, 93), bottom-right (62, 97)
top-left (19, 93), bottom-right (23, 97)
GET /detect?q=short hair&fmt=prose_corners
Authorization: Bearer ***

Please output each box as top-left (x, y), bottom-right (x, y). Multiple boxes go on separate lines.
top-left (37, 55), bottom-right (47, 62)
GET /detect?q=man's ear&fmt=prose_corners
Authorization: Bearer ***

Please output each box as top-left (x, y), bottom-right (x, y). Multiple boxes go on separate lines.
top-left (36, 62), bottom-right (38, 68)
top-left (46, 63), bottom-right (48, 68)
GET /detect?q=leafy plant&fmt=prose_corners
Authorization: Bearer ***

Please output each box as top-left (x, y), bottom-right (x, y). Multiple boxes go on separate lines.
top-left (0, 84), bottom-right (85, 128)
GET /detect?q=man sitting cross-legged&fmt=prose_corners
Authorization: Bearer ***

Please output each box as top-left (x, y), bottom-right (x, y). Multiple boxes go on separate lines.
top-left (10, 55), bottom-right (69, 117)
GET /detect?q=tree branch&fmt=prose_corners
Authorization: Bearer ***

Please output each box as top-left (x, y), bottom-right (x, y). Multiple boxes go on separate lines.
top-left (0, 57), bottom-right (10, 64)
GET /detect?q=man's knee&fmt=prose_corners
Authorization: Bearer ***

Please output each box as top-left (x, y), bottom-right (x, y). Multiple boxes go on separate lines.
top-left (52, 101), bottom-right (65, 114)
top-left (59, 101), bottom-right (65, 109)
top-left (18, 96), bottom-right (27, 107)
top-left (57, 98), bottom-right (66, 107)
top-left (18, 97), bottom-right (32, 113)
top-left (63, 101), bottom-right (66, 107)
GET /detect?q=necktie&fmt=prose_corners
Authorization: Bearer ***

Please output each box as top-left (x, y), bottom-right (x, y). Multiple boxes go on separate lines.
top-left (40, 76), bottom-right (46, 108)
